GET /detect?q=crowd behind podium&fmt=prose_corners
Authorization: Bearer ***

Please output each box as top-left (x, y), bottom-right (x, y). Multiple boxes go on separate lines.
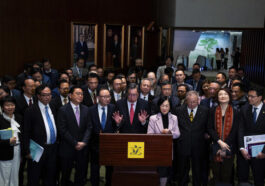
top-left (0, 56), bottom-right (264, 186)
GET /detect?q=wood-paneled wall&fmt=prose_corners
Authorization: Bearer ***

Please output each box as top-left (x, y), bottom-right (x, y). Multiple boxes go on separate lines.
top-left (241, 30), bottom-right (265, 86)
top-left (0, 0), bottom-right (158, 76)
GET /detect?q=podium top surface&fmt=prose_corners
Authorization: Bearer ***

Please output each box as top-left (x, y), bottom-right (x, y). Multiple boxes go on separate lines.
top-left (99, 133), bottom-right (173, 166)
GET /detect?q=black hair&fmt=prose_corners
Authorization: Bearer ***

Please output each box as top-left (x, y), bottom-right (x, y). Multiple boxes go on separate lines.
top-left (178, 84), bottom-right (190, 92)
top-left (98, 87), bottom-right (110, 95)
top-left (42, 57), bottom-right (50, 64)
top-left (22, 78), bottom-right (35, 88)
top-left (232, 83), bottom-right (246, 93)
top-left (69, 85), bottom-right (83, 94)
top-left (161, 81), bottom-right (171, 87)
top-left (35, 84), bottom-right (50, 95)
top-left (112, 75), bottom-right (122, 82)
top-left (248, 87), bottom-right (264, 97)
top-left (88, 64), bottom-right (97, 71)
top-left (87, 72), bottom-right (99, 81)
top-left (127, 83), bottom-right (139, 93)
top-left (165, 56), bottom-right (173, 62)
top-left (192, 69), bottom-right (201, 75)
top-left (217, 88), bottom-right (232, 105)
top-left (59, 79), bottom-right (69, 86)
top-left (2, 75), bottom-right (16, 84)
top-left (0, 95), bottom-right (16, 108)
top-left (0, 86), bottom-right (10, 95)
top-left (217, 72), bottom-right (227, 79)
top-left (177, 63), bottom-right (186, 70)
top-left (164, 67), bottom-right (174, 75)
top-left (157, 96), bottom-right (170, 108)
top-left (229, 66), bottom-right (237, 71)
top-left (193, 63), bottom-right (200, 67)
top-left (237, 67), bottom-right (245, 73)
top-left (77, 56), bottom-right (85, 61)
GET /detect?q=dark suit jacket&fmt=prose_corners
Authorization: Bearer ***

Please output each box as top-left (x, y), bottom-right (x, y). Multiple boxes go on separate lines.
top-left (82, 86), bottom-right (98, 107)
top-left (0, 114), bottom-right (23, 160)
top-left (238, 103), bottom-right (265, 153)
top-left (15, 95), bottom-right (37, 116)
top-left (74, 41), bottom-right (88, 60)
top-left (151, 95), bottom-right (180, 115)
top-left (174, 105), bottom-right (209, 156)
top-left (88, 104), bottom-right (116, 151)
top-left (207, 106), bottom-right (240, 154)
top-left (200, 97), bottom-right (218, 109)
top-left (110, 90), bottom-right (125, 105)
top-left (23, 103), bottom-right (57, 156)
top-left (57, 103), bottom-right (92, 158)
top-left (115, 98), bottom-right (150, 133)
top-left (186, 79), bottom-right (203, 92)
top-left (44, 69), bottom-right (59, 89)
top-left (50, 95), bottom-right (66, 112)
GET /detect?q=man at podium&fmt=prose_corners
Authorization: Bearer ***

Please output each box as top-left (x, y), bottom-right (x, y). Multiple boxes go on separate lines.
top-left (113, 83), bottom-right (150, 133)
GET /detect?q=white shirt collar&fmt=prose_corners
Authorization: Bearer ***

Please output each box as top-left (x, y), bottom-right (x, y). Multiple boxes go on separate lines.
top-left (187, 106), bottom-right (198, 116)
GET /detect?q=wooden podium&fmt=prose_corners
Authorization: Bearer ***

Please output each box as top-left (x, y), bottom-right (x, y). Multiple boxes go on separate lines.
top-left (99, 133), bottom-right (172, 186)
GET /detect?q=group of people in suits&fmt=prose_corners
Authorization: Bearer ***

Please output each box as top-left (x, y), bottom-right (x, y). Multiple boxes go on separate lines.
top-left (0, 56), bottom-right (265, 186)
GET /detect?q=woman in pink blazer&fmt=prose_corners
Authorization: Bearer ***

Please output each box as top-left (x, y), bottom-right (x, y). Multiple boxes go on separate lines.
top-left (147, 96), bottom-right (180, 186)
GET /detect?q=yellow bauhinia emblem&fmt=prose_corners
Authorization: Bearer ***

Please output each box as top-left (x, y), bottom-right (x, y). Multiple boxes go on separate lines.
top-left (128, 142), bottom-right (145, 159)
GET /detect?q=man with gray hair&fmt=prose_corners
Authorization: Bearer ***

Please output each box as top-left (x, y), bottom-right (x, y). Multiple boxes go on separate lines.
top-left (174, 91), bottom-right (209, 186)
top-left (139, 78), bottom-right (154, 104)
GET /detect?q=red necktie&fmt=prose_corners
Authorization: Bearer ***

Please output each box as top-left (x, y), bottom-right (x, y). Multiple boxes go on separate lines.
top-left (130, 103), bottom-right (134, 125)
top-left (29, 98), bottom-right (33, 106)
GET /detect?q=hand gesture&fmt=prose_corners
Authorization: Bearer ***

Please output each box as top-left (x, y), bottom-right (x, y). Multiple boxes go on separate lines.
top-left (138, 110), bottom-right (149, 124)
top-left (162, 129), bottom-right (171, 134)
top-left (240, 149), bottom-right (251, 160)
top-left (217, 140), bottom-right (230, 151)
top-left (10, 137), bottom-right (16, 145)
top-left (112, 111), bottom-right (123, 125)
top-left (75, 142), bottom-right (86, 151)
top-left (256, 152), bottom-right (265, 159)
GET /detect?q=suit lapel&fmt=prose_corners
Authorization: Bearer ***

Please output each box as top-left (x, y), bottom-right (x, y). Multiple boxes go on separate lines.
top-left (155, 113), bottom-right (164, 132)
top-left (94, 105), bottom-right (102, 130)
top-left (67, 103), bottom-right (79, 128)
top-left (184, 106), bottom-right (191, 124)
top-left (246, 105), bottom-right (254, 126)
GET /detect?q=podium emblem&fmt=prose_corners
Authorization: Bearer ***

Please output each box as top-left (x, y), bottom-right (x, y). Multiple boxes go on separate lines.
top-left (128, 142), bottom-right (145, 159)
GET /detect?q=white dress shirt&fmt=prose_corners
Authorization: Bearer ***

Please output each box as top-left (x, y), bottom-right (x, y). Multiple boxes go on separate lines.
top-left (60, 95), bottom-right (69, 105)
top-left (252, 102), bottom-right (263, 120)
top-left (113, 91), bottom-right (122, 101)
top-left (127, 101), bottom-right (137, 113)
top-left (187, 106), bottom-right (198, 118)
top-left (140, 93), bottom-right (149, 101)
top-left (24, 94), bottom-right (33, 106)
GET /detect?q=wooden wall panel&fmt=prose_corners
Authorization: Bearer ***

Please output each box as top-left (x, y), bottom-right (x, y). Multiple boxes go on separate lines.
top-left (0, 0), bottom-right (157, 76)
top-left (241, 30), bottom-right (265, 86)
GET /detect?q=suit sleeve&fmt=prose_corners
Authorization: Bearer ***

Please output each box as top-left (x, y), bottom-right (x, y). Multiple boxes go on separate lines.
top-left (171, 116), bottom-right (180, 139)
top-left (238, 109), bottom-right (245, 149)
top-left (147, 116), bottom-right (155, 134)
top-left (57, 109), bottom-right (78, 147)
top-left (207, 108), bottom-right (220, 142)
top-left (23, 108), bottom-right (32, 156)
top-left (81, 113), bottom-right (92, 144)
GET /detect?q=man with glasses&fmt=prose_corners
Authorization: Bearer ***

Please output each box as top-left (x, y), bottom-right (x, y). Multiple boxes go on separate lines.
top-left (238, 87), bottom-right (265, 186)
top-left (89, 87), bottom-right (116, 186)
top-left (23, 84), bottom-right (58, 186)
top-left (200, 81), bottom-right (221, 109)
top-left (127, 71), bottom-right (137, 84)
top-left (57, 86), bottom-right (92, 186)
top-left (112, 83), bottom-right (149, 133)
top-left (172, 69), bottom-right (192, 97)
top-left (110, 76), bottom-right (124, 104)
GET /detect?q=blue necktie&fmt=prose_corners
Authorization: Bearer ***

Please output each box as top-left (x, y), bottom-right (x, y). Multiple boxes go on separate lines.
top-left (45, 106), bottom-right (56, 144)
top-left (253, 107), bottom-right (258, 124)
top-left (101, 107), bottom-right (106, 130)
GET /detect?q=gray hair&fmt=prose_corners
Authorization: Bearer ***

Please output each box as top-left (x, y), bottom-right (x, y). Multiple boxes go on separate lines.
top-left (185, 90), bottom-right (199, 100)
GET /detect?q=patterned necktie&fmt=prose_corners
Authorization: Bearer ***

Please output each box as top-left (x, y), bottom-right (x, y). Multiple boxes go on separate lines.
top-left (63, 98), bottom-right (68, 105)
top-left (75, 106), bottom-right (80, 126)
top-left (45, 106), bottom-right (56, 144)
top-left (101, 107), bottom-right (106, 130)
top-left (29, 98), bottom-right (33, 106)
top-left (130, 103), bottom-right (134, 125)
top-left (189, 110), bottom-right (194, 122)
top-left (253, 107), bottom-right (258, 124)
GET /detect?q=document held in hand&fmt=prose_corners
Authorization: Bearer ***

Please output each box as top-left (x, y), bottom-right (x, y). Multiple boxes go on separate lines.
top-left (244, 134), bottom-right (265, 157)
top-left (30, 139), bottom-right (44, 162)
top-left (0, 128), bottom-right (13, 140)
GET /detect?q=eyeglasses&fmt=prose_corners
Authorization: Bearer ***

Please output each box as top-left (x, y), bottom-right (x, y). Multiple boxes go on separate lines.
top-left (247, 95), bottom-right (258, 99)
top-left (40, 94), bottom-right (51, 97)
top-left (99, 96), bottom-right (111, 99)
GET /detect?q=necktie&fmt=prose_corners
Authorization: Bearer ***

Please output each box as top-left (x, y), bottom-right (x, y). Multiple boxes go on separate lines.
top-left (75, 106), bottom-right (80, 126)
top-left (101, 107), bottom-right (106, 130)
top-left (93, 93), bottom-right (97, 104)
top-left (189, 110), bottom-right (194, 122)
top-left (63, 98), bottom-right (68, 105)
top-left (29, 98), bottom-right (33, 106)
top-left (144, 96), bottom-right (146, 101)
top-left (45, 106), bottom-right (56, 144)
top-left (130, 103), bottom-right (134, 125)
top-left (253, 107), bottom-right (258, 124)
top-left (116, 94), bottom-right (120, 101)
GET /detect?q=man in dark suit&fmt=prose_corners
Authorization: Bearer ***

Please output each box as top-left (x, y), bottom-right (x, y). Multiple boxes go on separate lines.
top-left (139, 78), bottom-right (154, 105)
top-left (200, 81), bottom-right (221, 109)
top-left (186, 69), bottom-right (203, 92)
top-left (71, 57), bottom-right (89, 85)
top-left (110, 76), bottom-right (124, 104)
top-left (216, 72), bottom-right (227, 88)
top-left (42, 58), bottom-right (59, 89)
top-left (151, 81), bottom-right (180, 114)
top-left (15, 78), bottom-right (37, 116)
top-left (57, 86), bottom-right (92, 186)
top-left (82, 73), bottom-right (99, 107)
top-left (113, 83), bottom-right (149, 134)
top-left (74, 34), bottom-right (88, 61)
top-left (172, 70), bottom-right (192, 97)
top-left (174, 91), bottom-right (209, 186)
top-left (227, 66), bottom-right (237, 90)
top-left (238, 87), bottom-right (265, 186)
top-left (23, 85), bottom-right (58, 186)
top-left (50, 80), bottom-right (70, 112)
top-left (89, 88), bottom-right (116, 186)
